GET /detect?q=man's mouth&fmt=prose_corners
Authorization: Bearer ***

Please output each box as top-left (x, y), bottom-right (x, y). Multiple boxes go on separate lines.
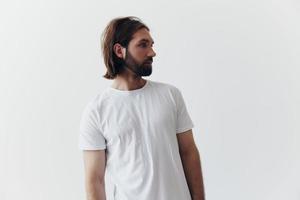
top-left (144, 60), bottom-right (153, 64)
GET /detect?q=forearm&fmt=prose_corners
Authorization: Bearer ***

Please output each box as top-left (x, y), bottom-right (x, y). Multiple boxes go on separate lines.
top-left (180, 146), bottom-right (205, 200)
top-left (85, 179), bottom-right (106, 200)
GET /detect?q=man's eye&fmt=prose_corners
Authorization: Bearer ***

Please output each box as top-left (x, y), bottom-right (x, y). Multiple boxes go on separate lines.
top-left (139, 43), bottom-right (148, 48)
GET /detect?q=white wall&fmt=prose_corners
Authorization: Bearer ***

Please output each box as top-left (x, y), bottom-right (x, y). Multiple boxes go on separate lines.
top-left (0, 0), bottom-right (299, 199)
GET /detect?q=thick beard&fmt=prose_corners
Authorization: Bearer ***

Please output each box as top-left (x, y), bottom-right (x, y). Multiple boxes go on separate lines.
top-left (122, 49), bottom-right (152, 77)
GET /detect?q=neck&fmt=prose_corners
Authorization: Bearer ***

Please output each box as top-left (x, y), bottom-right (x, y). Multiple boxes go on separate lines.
top-left (111, 72), bottom-right (146, 91)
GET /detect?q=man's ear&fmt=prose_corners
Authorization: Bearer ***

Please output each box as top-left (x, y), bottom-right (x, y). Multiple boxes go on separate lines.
top-left (113, 43), bottom-right (126, 59)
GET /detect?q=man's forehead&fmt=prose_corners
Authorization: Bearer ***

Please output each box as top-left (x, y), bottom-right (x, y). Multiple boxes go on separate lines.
top-left (131, 29), bottom-right (154, 43)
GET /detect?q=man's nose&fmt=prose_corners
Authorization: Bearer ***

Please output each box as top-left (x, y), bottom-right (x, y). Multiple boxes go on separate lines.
top-left (148, 47), bottom-right (156, 57)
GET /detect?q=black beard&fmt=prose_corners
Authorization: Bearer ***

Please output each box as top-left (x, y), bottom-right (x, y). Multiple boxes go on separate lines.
top-left (122, 49), bottom-right (152, 77)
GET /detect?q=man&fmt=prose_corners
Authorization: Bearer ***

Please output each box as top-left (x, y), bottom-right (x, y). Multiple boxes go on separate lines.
top-left (79, 16), bottom-right (205, 200)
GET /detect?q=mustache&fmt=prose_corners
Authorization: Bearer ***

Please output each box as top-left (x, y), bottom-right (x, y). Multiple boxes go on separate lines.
top-left (144, 58), bottom-right (153, 63)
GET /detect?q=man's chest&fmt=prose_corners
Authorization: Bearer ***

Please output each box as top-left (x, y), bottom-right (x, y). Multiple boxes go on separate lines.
top-left (101, 95), bottom-right (177, 145)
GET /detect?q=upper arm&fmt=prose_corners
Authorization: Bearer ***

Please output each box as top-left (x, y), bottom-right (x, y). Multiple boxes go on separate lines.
top-left (172, 86), bottom-right (194, 134)
top-left (83, 150), bottom-right (106, 183)
top-left (177, 129), bottom-right (198, 155)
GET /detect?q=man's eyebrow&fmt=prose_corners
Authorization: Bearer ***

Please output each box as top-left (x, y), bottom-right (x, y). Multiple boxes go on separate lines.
top-left (138, 38), bottom-right (154, 44)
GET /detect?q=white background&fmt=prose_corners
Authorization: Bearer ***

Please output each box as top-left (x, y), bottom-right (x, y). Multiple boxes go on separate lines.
top-left (0, 0), bottom-right (299, 199)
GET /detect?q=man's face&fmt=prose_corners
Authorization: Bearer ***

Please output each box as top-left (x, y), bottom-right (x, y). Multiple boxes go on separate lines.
top-left (122, 28), bottom-right (156, 77)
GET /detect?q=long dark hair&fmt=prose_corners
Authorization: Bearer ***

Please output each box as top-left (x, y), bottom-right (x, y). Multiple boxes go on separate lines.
top-left (101, 16), bottom-right (149, 79)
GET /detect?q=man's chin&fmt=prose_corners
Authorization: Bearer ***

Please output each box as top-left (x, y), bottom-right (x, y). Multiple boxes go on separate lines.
top-left (124, 64), bottom-right (152, 77)
top-left (140, 68), bottom-right (152, 77)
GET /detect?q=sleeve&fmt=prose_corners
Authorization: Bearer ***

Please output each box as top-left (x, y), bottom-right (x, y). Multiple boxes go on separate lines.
top-left (174, 87), bottom-right (194, 134)
top-left (78, 102), bottom-right (106, 150)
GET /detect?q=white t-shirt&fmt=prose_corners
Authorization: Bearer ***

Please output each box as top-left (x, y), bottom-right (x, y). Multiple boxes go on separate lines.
top-left (78, 79), bottom-right (194, 200)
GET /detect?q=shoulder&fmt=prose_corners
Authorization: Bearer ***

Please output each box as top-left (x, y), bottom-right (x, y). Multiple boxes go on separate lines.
top-left (83, 88), bottom-right (112, 112)
top-left (148, 79), bottom-right (181, 94)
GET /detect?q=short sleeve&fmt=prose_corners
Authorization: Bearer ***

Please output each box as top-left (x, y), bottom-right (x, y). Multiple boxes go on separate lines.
top-left (78, 102), bottom-right (106, 150)
top-left (174, 87), bottom-right (194, 134)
